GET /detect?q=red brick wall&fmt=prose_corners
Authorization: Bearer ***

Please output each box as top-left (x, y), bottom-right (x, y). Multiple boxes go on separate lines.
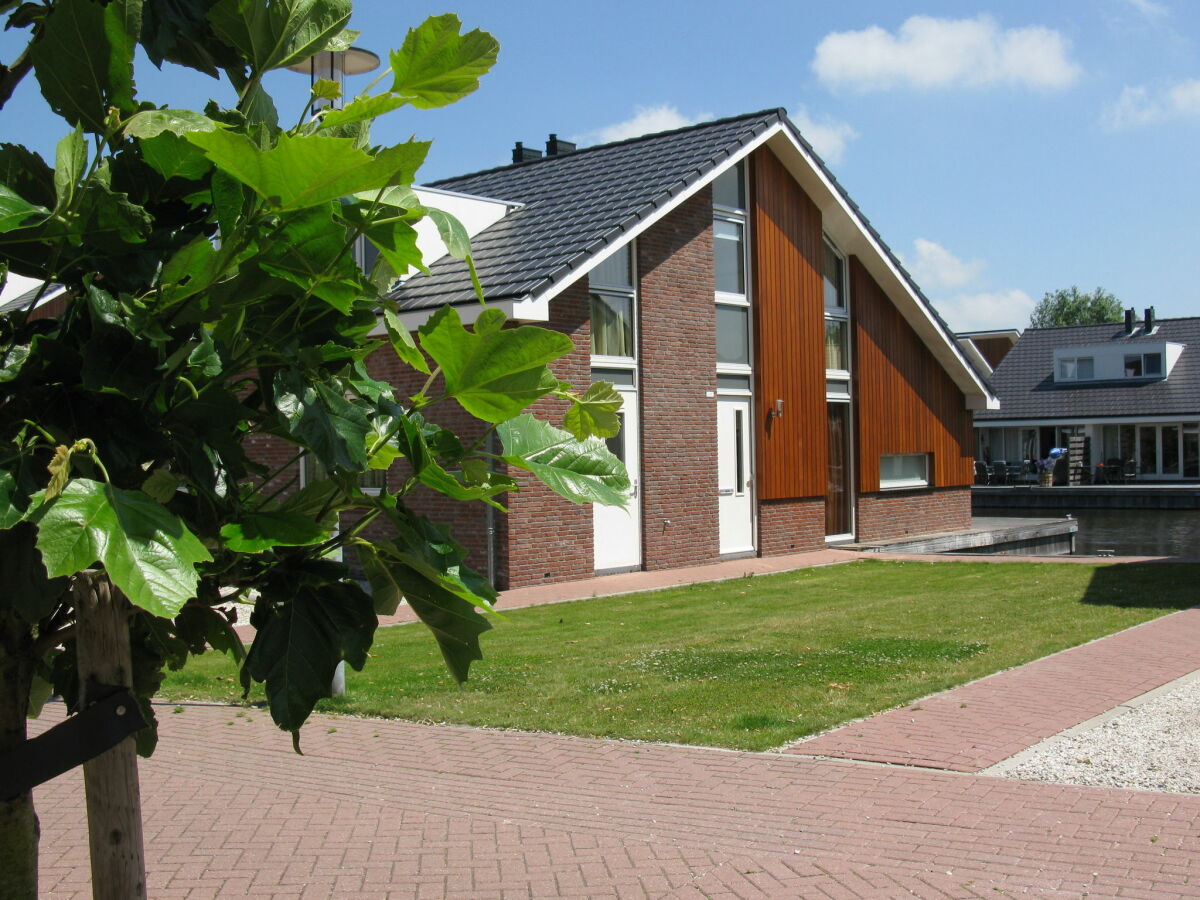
top-left (758, 498), bottom-right (825, 555)
top-left (500, 281), bottom-right (594, 588)
top-left (637, 188), bottom-right (721, 569)
top-left (855, 487), bottom-right (972, 542)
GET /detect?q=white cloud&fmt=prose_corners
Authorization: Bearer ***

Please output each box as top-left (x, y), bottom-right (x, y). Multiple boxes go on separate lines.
top-left (902, 238), bottom-right (985, 292)
top-left (1102, 78), bottom-right (1200, 128)
top-left (812, 15), bottom-right (1082, 92)
top-left (789, 106), bottom-right (857, 164)
top-left (1124, 0), bottom-right (1169, 19)
top-left (933, 289), bottom-right (1036, 332)
top-left (578, 105), bottom-right (711, 145)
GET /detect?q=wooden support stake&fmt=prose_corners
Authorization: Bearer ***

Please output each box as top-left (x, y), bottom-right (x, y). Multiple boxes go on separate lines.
top-left (73, 573), bottom-right (147, 900)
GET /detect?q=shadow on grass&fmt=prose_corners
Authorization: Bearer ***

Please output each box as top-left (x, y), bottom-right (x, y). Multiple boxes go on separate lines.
top-left (1081, 561), bottom-right (1200, 611)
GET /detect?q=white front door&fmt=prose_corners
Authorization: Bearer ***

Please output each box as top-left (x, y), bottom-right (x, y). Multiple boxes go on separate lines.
top-left (593, 390), bottom-right (641, 571)
top-left (717, 396), bottom-right (755, 554)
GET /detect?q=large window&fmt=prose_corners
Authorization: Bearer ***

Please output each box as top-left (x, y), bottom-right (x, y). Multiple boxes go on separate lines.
top-left (713, 162), bottom-right (751, 382)
top-left (1058, 356), bottom-right (1094, 381)
top-left (880, 453), bottom-right (930, 490)
top-left (590, 243), bottom-right (636, 361)
top-left (714, 218), bottom-right (745, 296)
top-left (1125, 352), bottom-right (1163, 378)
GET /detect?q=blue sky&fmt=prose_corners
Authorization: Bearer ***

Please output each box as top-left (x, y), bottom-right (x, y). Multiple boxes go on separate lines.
top-left (2, 1), bottom-right (1197, 330)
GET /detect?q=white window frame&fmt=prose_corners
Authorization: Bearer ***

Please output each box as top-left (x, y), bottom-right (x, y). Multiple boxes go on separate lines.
top-left (823, 237), bottom-right (850, 380)
top-left (589, 241), bottom-right (638, 365)
top-left (1057, 356), bottom-right (1094, 382)
top-left (714, 163), bottom-right (753, 390)
top-left (879, 452), bottom-right (930, 491)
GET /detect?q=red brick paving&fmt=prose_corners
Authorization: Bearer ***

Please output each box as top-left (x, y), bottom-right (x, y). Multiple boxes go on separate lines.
top-left (31, 688), bottom-right (1200, 898)
top-left (787, 605), bottom-right (1200, 772)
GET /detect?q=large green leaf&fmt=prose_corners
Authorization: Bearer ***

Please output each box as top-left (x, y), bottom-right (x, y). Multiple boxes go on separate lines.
top-left (31, 478), bottom-right (212, 618)
top-left (124, 109), bottom-right (218, 139)
top-left (380, 305), bottom-right (429, 374)
top-left (245, 579), bottom-right (375, 733)
top-left (220, 510), bottom-right (330, 552)
top-left (417, 306), bottom-right (572, 422)
top-left (257, 203), bottom-right (360, 312)
top-left (273, 370), bottom-right (370, 470)
top-left (388, 14), bottom-right (499, 109)
top-left (0, 185), bottom-right (49, 233)
top-left (319, 93), bottom-right (408, 130)
top-left (139, 133), bottom-right (213, 181)
top-left (29, 0), bottom-right (140, 132)
top-left (208, 0), bottom-right (351, 72)
top-left (498, 414), bottom-right (630, 506)
top-left (187, 130), bottom-right (429, 212)
top-left (53, 125), bottom-right (86, 212)
top-left (562, 381), bottom-right (623, 440)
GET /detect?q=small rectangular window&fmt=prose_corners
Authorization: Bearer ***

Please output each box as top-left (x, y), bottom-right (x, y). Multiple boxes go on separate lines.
top-left (714, 219), bottom-right (745, 295)
top-left (592, 367), bottom-right (636, 387)
top-left (1077, 357), bottom-right (1094, 379)
top-left (715, 305), bottom-right (750, 365)
top-left (825, 319), bottom-right (848, 371)
top-left (359, 467), bottom-right (387, 494)
top-left (823, 242), bottom-right (845, 309)
top-left (605, 412), bottom-right (626, 463)
top-left (716, 373), bottom-right (752, 392)
top-left (880, 453), bottom-right (930, 490)
top-left (1144, 353), bottom-right (1163, 376)
top-left (712, 163), bottom-right (745, 210)
top-left (591, 245), bottom-right (632, 288)
top-left (590, 292), bottom-right (634, 358)
top-left (1125, 354), bottom-right (1144, 377)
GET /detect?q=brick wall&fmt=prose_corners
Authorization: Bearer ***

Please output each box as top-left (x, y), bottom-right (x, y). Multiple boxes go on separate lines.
top-left (758, 498), bottom-right (826, 555)
top-left (855, 487), bottom-right (972, 542)
top-left (500, 281), bottom-right (594, 588)
top-left (637, 187), bottom-right (720, 569)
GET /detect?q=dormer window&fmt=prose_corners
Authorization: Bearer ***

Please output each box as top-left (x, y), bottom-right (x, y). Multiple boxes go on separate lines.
top-left (1125, 352), bottom-right (1162, 378)
top-left (1058, 356), bottom-right (1094, 381)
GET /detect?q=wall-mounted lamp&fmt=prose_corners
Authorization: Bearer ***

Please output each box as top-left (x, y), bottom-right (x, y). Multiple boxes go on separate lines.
top-left (767, 398), bottom-right (784, 421)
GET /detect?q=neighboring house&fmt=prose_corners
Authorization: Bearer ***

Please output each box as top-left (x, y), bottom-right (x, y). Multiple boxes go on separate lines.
top-left (974, 309), bottom-right (1200, 481)
top-left (367, 108), bottom-right (996, 588)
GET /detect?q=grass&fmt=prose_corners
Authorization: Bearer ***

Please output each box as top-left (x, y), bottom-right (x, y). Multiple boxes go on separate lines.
top-left (159, 559), bottom-right (1199, 751)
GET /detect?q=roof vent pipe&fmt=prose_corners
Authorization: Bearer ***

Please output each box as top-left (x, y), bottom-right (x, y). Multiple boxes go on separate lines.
top-left (512, 141), bottom-right (542, 163)
top-left (545, 134), bottom-right (576, 156)
top-left (1124, 307), bottom-right (1136, 335)
top-left (1144, 306), bottom-right (1156, 333)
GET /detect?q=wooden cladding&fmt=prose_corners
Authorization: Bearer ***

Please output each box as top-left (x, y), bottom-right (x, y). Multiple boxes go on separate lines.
top-left (750, 148), bottom-right (827, 500)
top-left (851, 257), bottom-right (974, 491)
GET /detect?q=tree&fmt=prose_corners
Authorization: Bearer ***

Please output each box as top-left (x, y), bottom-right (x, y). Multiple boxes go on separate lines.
top-left (0, 1), bottom-right (627, 896)
top-left (1029, 286), bottom-right (1123, 328)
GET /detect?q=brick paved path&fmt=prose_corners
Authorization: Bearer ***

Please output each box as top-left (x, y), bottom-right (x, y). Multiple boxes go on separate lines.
top-left (788, 606), bottom-right (1200, 772)
top-left (32, 687), bottom-right (1200, 898)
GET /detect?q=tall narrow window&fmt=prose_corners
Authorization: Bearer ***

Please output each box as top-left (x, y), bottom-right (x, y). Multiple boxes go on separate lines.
top-left (823, 239), bottom-right (850, 376)
top-left (589, 243), bottom-right (636, 362)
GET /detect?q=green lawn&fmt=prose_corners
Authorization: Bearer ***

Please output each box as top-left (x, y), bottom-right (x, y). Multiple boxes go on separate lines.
top-left (159, 559), bottom-right (1199, 751)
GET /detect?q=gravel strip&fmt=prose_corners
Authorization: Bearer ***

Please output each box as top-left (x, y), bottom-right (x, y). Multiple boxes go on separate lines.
top-left (988, 675), bottom-right (1200, 794)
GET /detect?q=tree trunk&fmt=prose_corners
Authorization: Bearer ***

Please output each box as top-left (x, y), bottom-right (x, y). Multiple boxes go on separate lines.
top-left (0, 610), bottom-right (38, 900)
top-left (73, 574), bottom-right (147, 900)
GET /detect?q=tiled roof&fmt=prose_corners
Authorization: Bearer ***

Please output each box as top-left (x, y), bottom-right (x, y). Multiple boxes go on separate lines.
top-left (392, 109), bottom-right (784, 310)
top-left (975, 318), bottom-right (1200, 421)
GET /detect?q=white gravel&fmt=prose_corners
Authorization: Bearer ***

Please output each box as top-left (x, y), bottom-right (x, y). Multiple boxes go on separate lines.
top-left (987, 674), bottom-right (1200, 794)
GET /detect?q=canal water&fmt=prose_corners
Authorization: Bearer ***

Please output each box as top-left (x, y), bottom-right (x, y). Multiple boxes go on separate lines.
top-left (1068, 508), bottom-right (1200, 558)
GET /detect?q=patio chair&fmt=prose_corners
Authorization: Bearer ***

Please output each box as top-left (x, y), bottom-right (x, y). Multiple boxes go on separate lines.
top-left (990, 460), bottom-right (1008, 485)
top-left (1122, 459), bottom-right (1137, 483)
top-left (974, 460), bottom-right (989, 485)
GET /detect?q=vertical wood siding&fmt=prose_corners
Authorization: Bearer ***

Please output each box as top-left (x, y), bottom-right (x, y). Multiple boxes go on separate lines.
top-left (750, 149), bottom-right (827, 499)
top-left (851, 257), bottom-right (974, 491)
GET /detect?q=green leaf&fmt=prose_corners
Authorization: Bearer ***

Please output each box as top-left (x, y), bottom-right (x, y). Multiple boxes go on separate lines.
top-left (417, 306), bottom-right (573, 422)
top-left (424, 206), bottom-right (482, 299)
top-left (53, 124), bottom-right (86, 212)
top-left (220, 511), bottom-right (330, 552)
top-left (273, 370), bottom-right (371, 470)
top-left (174, 604), bottom-right (245, 662)
top-left (388, 14), bottom-right (499, 109)
top-left (319, 93), bottom-right (408, 130)
top-left (29, 0), bottom-right (139, 132)
top-left (158, 237), bottom-right (227, 306)
top-left (208, 0), bottom-right (352, 72)
top-left (245, 580), bottom-right (375, 732)
top-left (0, 453), bottom-right (39, 529)
top-left (276, 478), bottom-right (342, 530)
top-left (141, 469), bottom-right (185, 503)
top-left (124, 109), bottom-right (218, 140)
top-left (257, 203), bottom-right (360, 313)
top-left (498, 414), bottom-right (630, 506)
top-left (311, 78), bottom-right (341, 103)
top-left (187, 130), bottom-right (430, 212)
top-left (0, 342), bottom-right (30, 381)
top-left (381, 305), bottom-right (430, 374)
top-left (356, 541), bottom-right (402, 615)
top-left (31, 479), bottom-right (212, 618)
top-left (139, 132), bottom-right (213, 181)
top-left (562, 381), bottom-right (623, 440)
top-left (0, 185), bottom-right (49, 233)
